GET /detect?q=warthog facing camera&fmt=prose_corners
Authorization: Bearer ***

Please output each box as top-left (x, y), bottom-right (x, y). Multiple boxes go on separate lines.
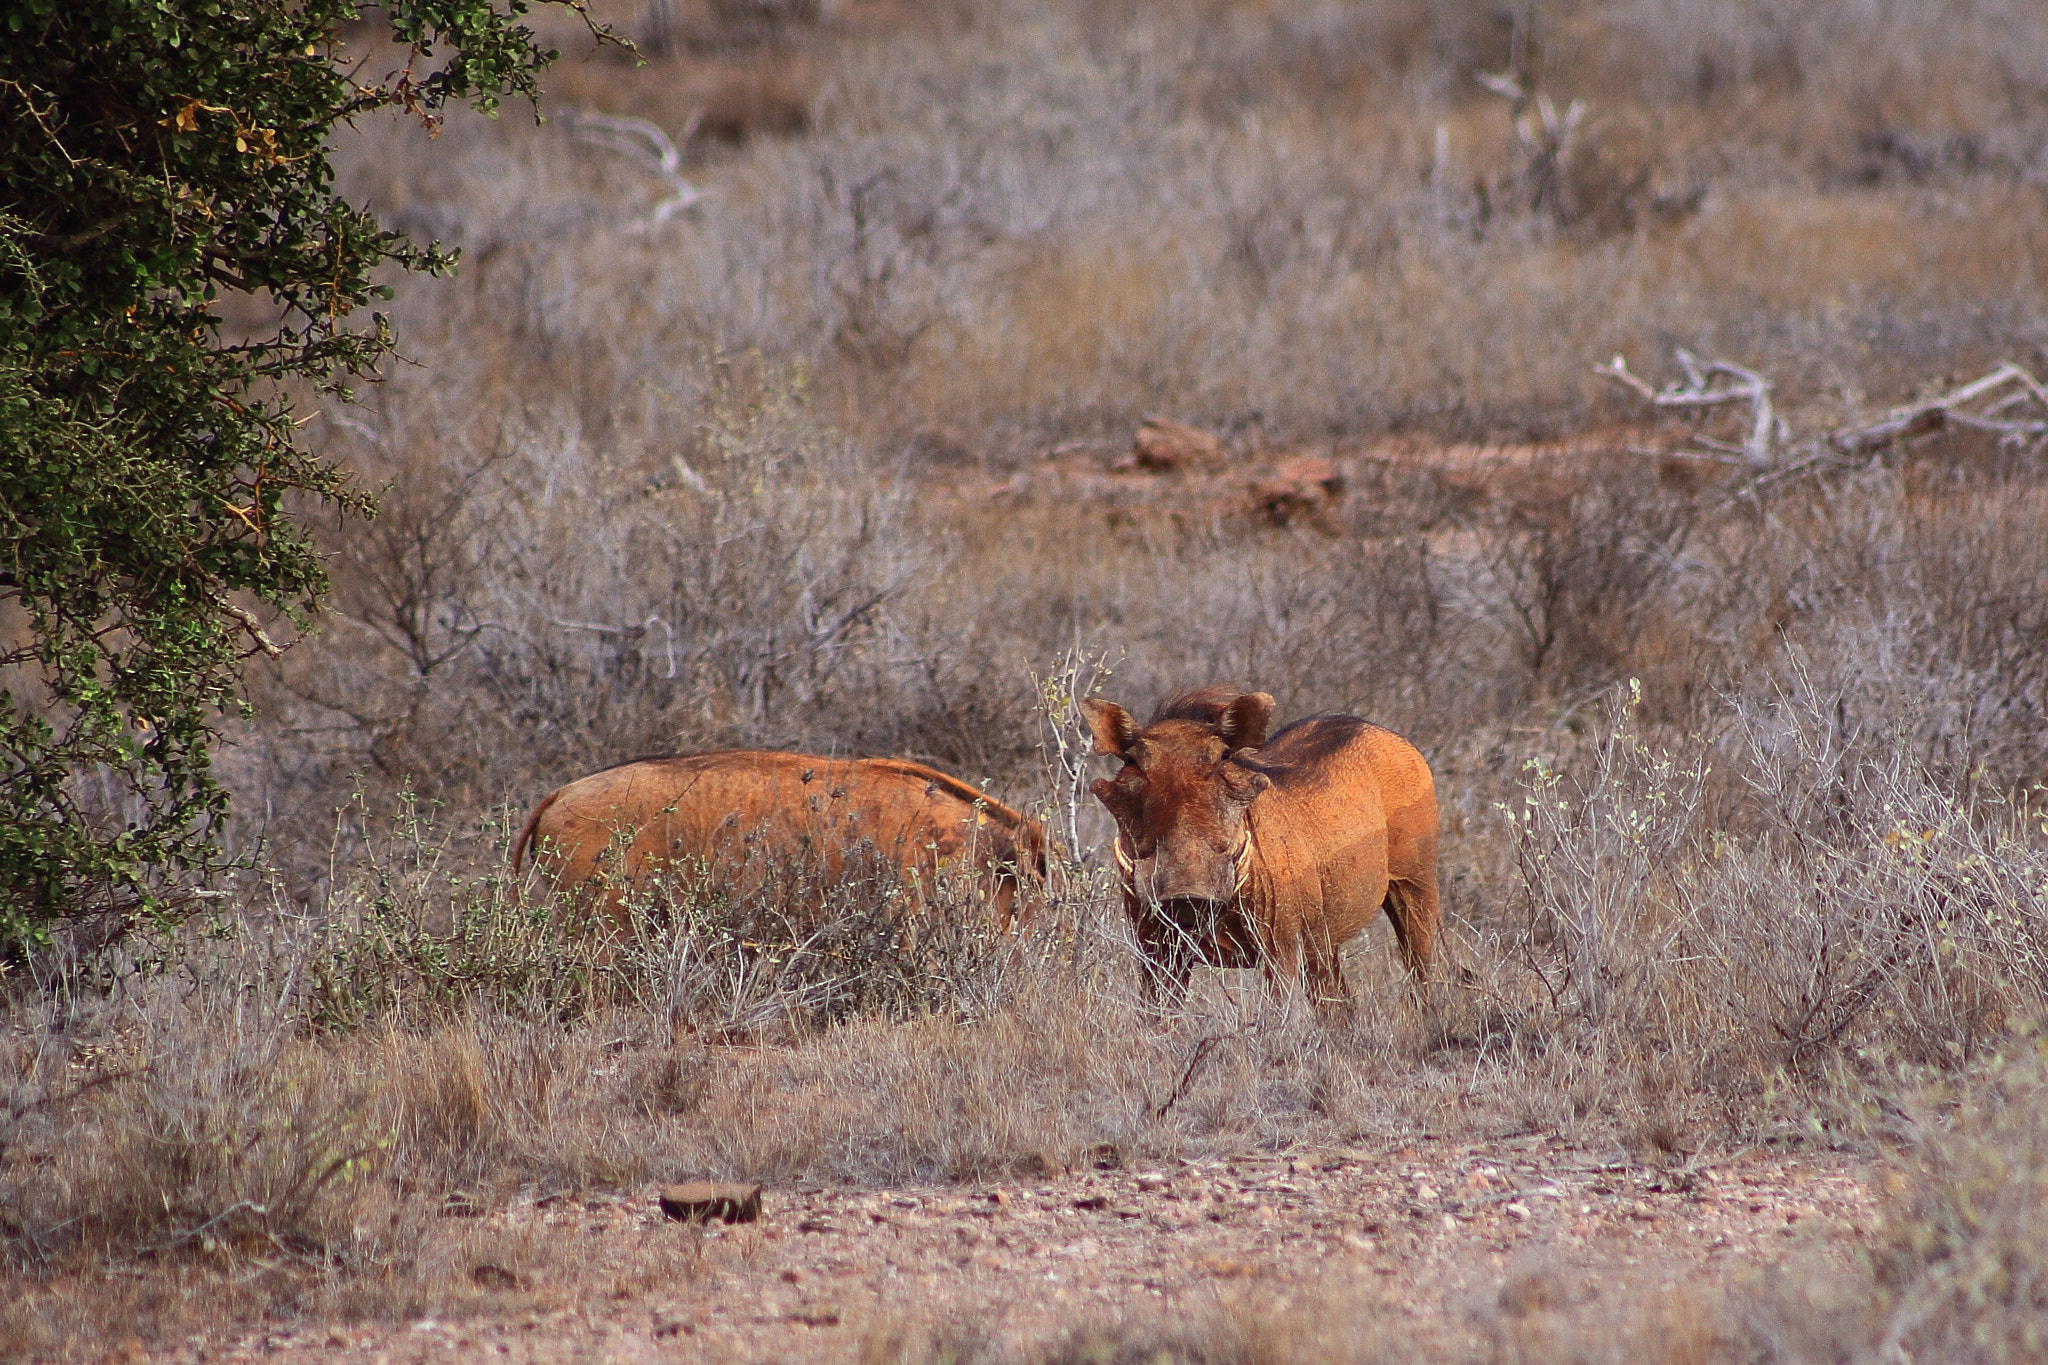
top-left (1081, 686), bottom-right (1438, 1005)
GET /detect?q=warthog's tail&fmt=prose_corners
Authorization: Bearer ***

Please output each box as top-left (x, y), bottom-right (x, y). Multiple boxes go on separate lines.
top-left (855, 757), bottom-right (1032, 829)
top-left (510, 789), bottom-right (563, 875)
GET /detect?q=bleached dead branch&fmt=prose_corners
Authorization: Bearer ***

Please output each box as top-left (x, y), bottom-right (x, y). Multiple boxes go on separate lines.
top-left (1827, 362), bottom-right (2048, 457)
top-left (1477, 72), bottom-right (1587, 228)
top-left (566, 109), bottom-right (705, 231)
top-left (1517, 92), bottom-right (1586, 161)
top-left (1599, 350), bottom-right (2048, 490)
top-left (1597, 350), bottom-right (1778, 465)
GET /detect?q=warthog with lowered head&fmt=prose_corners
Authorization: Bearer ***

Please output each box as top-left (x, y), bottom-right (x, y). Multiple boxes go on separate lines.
top-left (1081, 686), bottom-right (1439, 1004)
top-left (513, 751), bottom-right (1045, 932)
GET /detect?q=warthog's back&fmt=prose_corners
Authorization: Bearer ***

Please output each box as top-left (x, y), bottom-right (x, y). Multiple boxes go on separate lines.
top-left (1254, 716), bottom-right (1436, 855)
top-left (514, 751), bottom-right (1037, 925)
top-left (1236, 720), bottom-right (1433, 978)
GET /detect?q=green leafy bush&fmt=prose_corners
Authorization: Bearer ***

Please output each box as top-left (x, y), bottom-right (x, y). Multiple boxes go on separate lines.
top-left (0, 1), bottom-right (604, 941)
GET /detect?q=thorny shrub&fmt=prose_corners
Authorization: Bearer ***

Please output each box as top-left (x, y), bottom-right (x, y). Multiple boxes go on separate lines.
top-left (1503, 675), bottom-right (2048, 1100)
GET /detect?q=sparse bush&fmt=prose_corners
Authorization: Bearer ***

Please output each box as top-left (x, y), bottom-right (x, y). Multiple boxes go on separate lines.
top-left (1685, 677), bottom-right (2048, 1073)
top-left (302, 791), bottom-right (610, 1031)
top-left (1503, 678), bottom-right (1710, 1025)
top-left (0, 973), bottom-right (380, 1272)
top-left (1862, 1043), bottom-right (2048, 1364)
top-left (1501, 673), bottom-right (2048, 1106)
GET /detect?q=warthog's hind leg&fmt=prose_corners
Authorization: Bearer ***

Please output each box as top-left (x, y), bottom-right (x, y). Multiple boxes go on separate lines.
top-left (1382, 871), bottom-right (1440, 983)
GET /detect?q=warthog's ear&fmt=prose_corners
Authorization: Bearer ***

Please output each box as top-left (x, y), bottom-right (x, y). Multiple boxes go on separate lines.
top-left (1218, 692), bottom-right (1275, 752)
top-left (1080, 698), bottom-right (1139, 757)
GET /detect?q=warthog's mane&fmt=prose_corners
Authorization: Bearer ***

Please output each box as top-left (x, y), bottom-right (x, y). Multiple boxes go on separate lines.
top-left (1237, 714), bottom-right (1380, 783)
top-left (1146, 685), bottom-right (1251, 728)
top-left (1144, 688), bottom-right (1382, 785)
top-left (1146, 688), bottom-right (1381, 782)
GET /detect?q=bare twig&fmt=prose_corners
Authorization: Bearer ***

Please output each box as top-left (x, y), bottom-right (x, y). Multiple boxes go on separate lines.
top-left (1153, 1034), bottom-right (1223, 1118)
top-left (223, 603), bottom-right (284, 657)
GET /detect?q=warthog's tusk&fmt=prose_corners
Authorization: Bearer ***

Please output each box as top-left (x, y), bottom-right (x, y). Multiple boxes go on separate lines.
top-left (1111, 833), bottom-right (1252, 899)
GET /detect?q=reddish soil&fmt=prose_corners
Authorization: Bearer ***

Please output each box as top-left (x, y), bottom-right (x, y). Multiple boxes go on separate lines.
top-left (178, 1135), bottom-right (1874, 1363)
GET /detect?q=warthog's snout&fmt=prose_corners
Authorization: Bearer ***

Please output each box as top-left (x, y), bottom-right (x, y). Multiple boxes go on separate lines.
top-left (1124, 847), bottom-right (1244, 910)
top-left (1148, 895), bottom-right (1262, 972)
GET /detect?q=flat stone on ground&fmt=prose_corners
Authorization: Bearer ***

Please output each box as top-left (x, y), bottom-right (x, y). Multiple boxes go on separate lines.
top-left (660, 1181), bottom-right (763, 1224)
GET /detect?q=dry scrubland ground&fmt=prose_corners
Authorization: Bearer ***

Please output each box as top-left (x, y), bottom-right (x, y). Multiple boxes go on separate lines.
top-left (10, 0), bottom-right (2048, 1359)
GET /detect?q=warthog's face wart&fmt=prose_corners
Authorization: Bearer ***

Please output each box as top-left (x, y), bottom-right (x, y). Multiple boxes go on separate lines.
top-left (1081, 693), bottom-right (1274, 911)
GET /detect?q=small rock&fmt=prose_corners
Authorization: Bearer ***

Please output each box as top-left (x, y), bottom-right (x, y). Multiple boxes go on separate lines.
top-left (1133, 416), bottom-right (1223, 472)
top-left (471, 1263), bottom-right (523, 1291)
top-left (1498, 1267), bottom-right (1568, 1318)
top-left (660, 1182), bottom-right (763, 1225)
top-left (1250, 455), bottom-right (1346, 528)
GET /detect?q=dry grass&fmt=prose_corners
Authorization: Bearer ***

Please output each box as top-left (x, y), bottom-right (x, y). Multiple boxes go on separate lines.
top-left (9, 0), bottom-right (2048, 1355)
top-left (7, 683), bottom-right (2045, 1348)
top-left (320, 0), bottom-right (2048, 447)
top-left (878, 1042), bottom-right (2048, 1365)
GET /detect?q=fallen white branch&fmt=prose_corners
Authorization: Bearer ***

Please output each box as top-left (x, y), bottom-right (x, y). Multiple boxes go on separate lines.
top-left (1828, 361), bottom-right (2048, 456)
top-left (566, 109), bottom-right (705, 231)
top-left (1599, 350), bottom-right (2048, 493)
top-left (1596, 349), bottom-right (1776, 465)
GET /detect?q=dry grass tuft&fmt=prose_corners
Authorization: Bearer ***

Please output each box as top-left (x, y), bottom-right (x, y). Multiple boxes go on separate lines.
top-left (10, 0), bottom-right (2048, 1353)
